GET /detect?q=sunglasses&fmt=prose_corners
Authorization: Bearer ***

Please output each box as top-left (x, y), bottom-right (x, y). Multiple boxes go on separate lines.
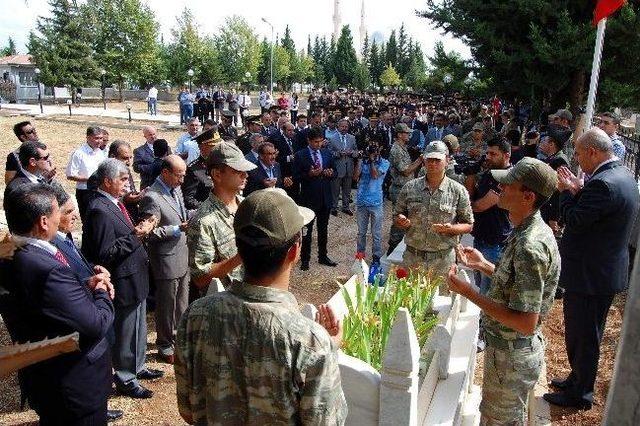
top-left (25, 128), bottom-right (37, 134)
top-left (38, 154), bottom-right (50, 161)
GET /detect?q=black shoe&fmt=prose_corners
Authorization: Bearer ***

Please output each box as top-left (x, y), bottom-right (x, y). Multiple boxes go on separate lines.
top-left (107, 409), bottom-right (124, 422)
top-left (543, 392), bottom-right (592, 410)
top-left (137, 368), bottom-right (164, 380)
top-left (341, 209), bottom-right (353, 216)
top-left (319, 256), bottom-right (338, 267)
top-left (555, 287), bottom-right (565, 299)
top-left (550, 377), bottom-right (571, 390)
top-left (301, 261), bottom-right (310, 271)
top-left (331, 210), bottom-right (338, 216)
top-left (118, 385), bottom-right (153, 399)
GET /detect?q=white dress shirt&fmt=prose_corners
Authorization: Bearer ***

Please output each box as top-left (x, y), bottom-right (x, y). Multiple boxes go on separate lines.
top-left (66, 143), bottom-right (106, 189)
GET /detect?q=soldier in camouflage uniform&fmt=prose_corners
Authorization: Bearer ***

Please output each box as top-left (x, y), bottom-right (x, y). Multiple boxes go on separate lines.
top-left (394, 141), bottom-right (474, 289)
top-left (187, 142), bottom-right (256, 294)
top-left (176, 188), bottom-right (348, 425)
top-left (448, 157), bottom-right (560, 425)
top-left (386, 123), bottom-right (423, 255)
top-left (460, 122), bottom-right (488, 161)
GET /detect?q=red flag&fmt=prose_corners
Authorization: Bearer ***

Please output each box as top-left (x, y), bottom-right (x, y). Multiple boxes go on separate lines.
top-left (593, 0), bottom-right (626, 26)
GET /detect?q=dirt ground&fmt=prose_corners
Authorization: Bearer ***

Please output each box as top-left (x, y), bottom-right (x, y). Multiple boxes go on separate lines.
top-left (0, 113), bottom-right (624, 425)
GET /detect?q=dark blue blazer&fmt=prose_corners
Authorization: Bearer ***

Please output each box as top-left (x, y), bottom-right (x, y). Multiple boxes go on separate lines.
top-left (52, 234), bottom-right (94, 282)
top-left (3, 244), bottom-right (113, 418)
top-left (133, 143), bottom-right (155, 189)
top-left (270, 132), bottom-right (296, 177)
top-left (244, 162), bottom-right (283, 196)
top-left (82, 192), bottom-right (149, 307)
top-left (559, 161), bottom-right (640, 295)
top-left (293, 147), bottom-right (334, 211)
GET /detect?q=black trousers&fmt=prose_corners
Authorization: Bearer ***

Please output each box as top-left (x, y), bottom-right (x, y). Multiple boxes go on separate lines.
top-left (563, 291), bottom-right (615, 402)
top-left (39, 409), bottom-right (107, 426)
top-left (301, 208), bottom-right (330, 262)
top-left (75, 189), bottom-right (91, 220)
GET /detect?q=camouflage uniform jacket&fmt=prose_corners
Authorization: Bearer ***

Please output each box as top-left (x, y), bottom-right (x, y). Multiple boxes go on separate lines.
top-left (460, 133), bottom-right (487, 160)
top-left (482, 211), bottom-right (560, 340)
top-left (394, 176), bottom-right (474, 252)
top-left (388, 142), bottom-right (413, 190)
top-left (187, 192), bottom-right (244, 288)
top-left (175, 280), bottom-right (348, 425)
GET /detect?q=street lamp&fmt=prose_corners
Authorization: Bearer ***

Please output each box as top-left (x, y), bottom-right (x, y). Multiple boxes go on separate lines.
top-left (443, 73), bottom-right (452, 95)
top-left (66, 99), bottom-right (72, 116)
top-left (34, 67), bottom-right (42, 114)
top-left (187, 69), bottom-right (194, 92)
top-left (261, 17), bottom-right (274, 95)
top-left (100, 69), bottom-right (106, 110)
top-left (126, 103), bottom-right (132, 122)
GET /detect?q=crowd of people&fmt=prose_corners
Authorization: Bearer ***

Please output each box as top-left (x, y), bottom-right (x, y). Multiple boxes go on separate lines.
top-left (0, 88), bottom-right (638, 425)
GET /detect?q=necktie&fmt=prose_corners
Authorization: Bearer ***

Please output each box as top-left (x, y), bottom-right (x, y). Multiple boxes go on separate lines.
top-left (341, 135), bottom-right (346, 150)
top-left (313, 150), bottom-right (321, 168)
top-left (117, 201), bottom-right (133, 226)
top-left (54, 250), bottom-right (69, 267)
top-left (170, 189), bottom-right (185, 220)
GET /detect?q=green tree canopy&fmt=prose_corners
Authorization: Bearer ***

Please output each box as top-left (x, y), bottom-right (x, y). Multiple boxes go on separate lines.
top-left (1, 37), bottom-right (16, 56)
top-left (215, 16), bottom-right (261, 85)
top-left (380, 63), bottom-right (401, 88)
top-left (333, 26), bottom-right (359, 86)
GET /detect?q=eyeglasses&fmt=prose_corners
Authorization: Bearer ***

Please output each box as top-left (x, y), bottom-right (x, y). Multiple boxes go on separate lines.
top-left (38, 154), bottom-right (50, 161)
top-left (24, 128), bottom-right (37, 134)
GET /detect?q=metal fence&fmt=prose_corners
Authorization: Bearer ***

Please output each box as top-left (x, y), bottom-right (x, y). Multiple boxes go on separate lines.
top-left (620, 128), bottom-right (640, 180)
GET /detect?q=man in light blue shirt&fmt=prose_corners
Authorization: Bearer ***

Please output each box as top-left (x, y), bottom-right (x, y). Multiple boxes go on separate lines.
top-left (175, 118), bottom-right (201, 165)
top-left (354, 143), bottom-right (389, 264)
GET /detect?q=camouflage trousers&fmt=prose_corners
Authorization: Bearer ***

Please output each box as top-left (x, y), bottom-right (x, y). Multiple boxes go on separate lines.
top-left (401, 247), bottom-right (455, 295)
top-left (480, 334), bottom-right (544, 425)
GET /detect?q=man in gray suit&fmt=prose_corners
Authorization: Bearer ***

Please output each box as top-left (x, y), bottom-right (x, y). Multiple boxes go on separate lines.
top-left (138, 155), bottom-right (190, 364)
top-left (328, 119), bottom-right (358, 215)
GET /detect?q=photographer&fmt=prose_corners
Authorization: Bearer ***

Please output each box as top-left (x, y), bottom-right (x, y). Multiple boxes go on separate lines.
top-left (354, 142), bottom-right (390, 265)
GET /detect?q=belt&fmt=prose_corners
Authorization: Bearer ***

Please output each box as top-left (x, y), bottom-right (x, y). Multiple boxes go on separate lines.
top-left (405, 245), bottom-right (453, 259)
top-left (484, 333), bottom-right (536, 351)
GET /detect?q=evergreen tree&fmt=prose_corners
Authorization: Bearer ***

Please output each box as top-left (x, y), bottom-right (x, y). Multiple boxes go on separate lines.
top-left (1, 37), bottom-right (16, 56)
top-left (380, 63), bottom-right (401, 88)
top-left (418, 0), bottom-right (640, 111)
top-left (352, 60), bottom-right (371, 91)
top-left (397, 24), bottom-right (409, 76)
top-left (368, 41), bottom-right (381, 86)
top-left (257, 38), bottom-right (271, 86)
top-left (85, 0), bottom-right (161, 100)
top-left (333, 26), bottom-right (358, 86)
top-left (272, 44), bottom-right (291, 89)
top-left (307, 35), bottom-right (312, 56)
top-left (426, 41), bottom-right (470, 93)
top-left (165, 8), bottom-right (204, 87)
top-left (326, 35), bottom-right (337, 82)
top-left (361, 33), bottom-right (370, 65)
top-left (281, 25), bottom-right (295, 54)
top-left (385, 30), bottom-right (398, 69)
top-left (28, 0), bottom-right (98, 100)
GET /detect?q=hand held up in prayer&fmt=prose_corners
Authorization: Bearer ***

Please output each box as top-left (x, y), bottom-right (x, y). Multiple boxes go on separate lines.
top-left (395, 214), bottom-right (411, 229)
top-left (283, 176), bottom-right (293, 187)
top-left (432, 222), bottom-right (453, 235)
top-left (557, 166), bottom-right (582, 194)
top-left (135, 215), bottom-right (157, 238)
top-left (456, 244), bottom-right (486, 271)
top-left (322, 168), bottom-right (333, 178)
top-left (447, 264), bottom-right (472, 296)
top-left (309, 165), bottom-right (323, 177)
top-left (315, 304), bottom-right (343, 348)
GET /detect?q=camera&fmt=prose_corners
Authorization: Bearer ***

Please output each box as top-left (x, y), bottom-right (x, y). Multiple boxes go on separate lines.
top-left (454, 153), bottom-right (485, 175)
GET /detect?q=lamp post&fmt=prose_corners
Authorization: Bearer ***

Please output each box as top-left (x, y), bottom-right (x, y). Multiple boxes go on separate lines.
top-left (126, 103), bottom-right (132, 122)
top-left (187, 68), bottom-right (194, 93)
top-left (100, 69), bottom-right (106, 110)
top-left (34, 67), bottom-right (42, 114)
top-left (261, 18), bottom-right (274, 95)
top-left (66, 99), bottom-right (72, 116)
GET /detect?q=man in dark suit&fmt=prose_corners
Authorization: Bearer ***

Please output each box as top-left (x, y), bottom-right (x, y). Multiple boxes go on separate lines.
top-left (4, 141), bottom-right (55, 200)
top-left (544, 128), bottom-right (640, 409)
top-left (138, 155), bottom-right (190, 364)
top-left (270, 121), bottom-right (298, 200)
top-left (245, 141), bottom-right (284, 196)
top-left (293, 127), bottom-right (337, 271)
top-left (2, 183), bottom-right (115, 425)
top-left (327, 119), bottom-right (358, 215)
top-left (133, 126), bottom-right (158, 189)
top-left (82, 159), bottom-right (162, 399)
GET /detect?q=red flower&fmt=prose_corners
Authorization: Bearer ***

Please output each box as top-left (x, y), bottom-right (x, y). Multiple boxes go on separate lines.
top-left (396, 268), bottom-right (408, 279)
top-left (355, 252), bottom-right (366, 260)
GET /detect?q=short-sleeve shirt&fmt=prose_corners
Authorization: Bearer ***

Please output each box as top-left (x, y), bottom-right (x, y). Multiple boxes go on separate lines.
top-left (356, 158), bottom-right (390, 207)
top-left (483, 212), bottom-right (560, 340)
top-left (388, 142), bottom-right (412, 189)
top-left (394, 176), bottom-right (474, 252)
top-left (187, 192), bottom-right (243, 287)
top-left (175, 280), bottom-right (348, 425)
top-left (175, 133), bottom-right (200, 165)
top-left (65, 143), bottom-right (106, 189)
top-left (471, 168), bottom-right (513, 245)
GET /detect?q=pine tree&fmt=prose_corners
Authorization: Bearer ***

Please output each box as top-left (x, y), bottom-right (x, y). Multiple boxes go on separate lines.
top-left (361, 33), bottom-right (370, 65)
top-left (352, 60), bottom-right (371, 91)
top-left (368, 41), bottom-right (381, 86)
top-left (307, 35), bottom-right (312, 56)
top-left (385, 30), bottom-right (398, 70)
top-left (281, 25), bottom-right (295, 54)
top-left (333, 26), bottom-right (358, 86)
top-left (397, 24), bottom-right (409, 77)
top-left (1, 37), bottom-right (16, 56)
top-left (28, 0), bottom-right (98, 101)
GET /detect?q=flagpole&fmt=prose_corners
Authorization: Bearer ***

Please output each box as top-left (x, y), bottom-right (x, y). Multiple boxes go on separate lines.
top-left (583, 17), bottom-right (608, 133)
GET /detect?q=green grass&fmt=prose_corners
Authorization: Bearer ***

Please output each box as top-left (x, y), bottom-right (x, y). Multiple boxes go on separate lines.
top-left (341, 267), bottom-right (440, 370)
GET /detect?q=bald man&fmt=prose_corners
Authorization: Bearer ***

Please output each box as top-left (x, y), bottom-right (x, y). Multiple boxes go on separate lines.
top-left (138, 155), bottom-right (190, 363)
top-left (133, 126), bottom-right (159, 189)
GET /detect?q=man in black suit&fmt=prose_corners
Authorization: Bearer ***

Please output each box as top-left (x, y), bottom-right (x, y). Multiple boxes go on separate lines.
top-left (544, 128), bottom-right (640, 409)
top-left (2, 183), bottom-right (115, 425)
top-left (245, 141), bottom-right (285, 196)
top-left (270, 121), bottom-right (298, 200)
top-left (293, 127), bottom-right (338, 271)
top-left (133, 126), bottom-right (158, 189)
top-left (82, 159), bottom-right (162, 399)
top-left (4, 141), bottom-right (55, 200)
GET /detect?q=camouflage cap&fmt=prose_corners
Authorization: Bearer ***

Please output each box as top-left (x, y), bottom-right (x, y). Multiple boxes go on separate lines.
top-left (394, 123), bottom-right (411, 134)
top-left (234, 188), bottom-right (315, 247)
top-left (424, 140), bottom-right (449, 160)
top-left (442, 134), bottom-right (460, 152)
top-left (207, 141), bottom-right (257, 172)
top-left (491, 157), bottom-right (558, 198)
top-left (553, 108), bottom-right (573, 122)
top-left (472, 122), bottom-right (484, 131)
